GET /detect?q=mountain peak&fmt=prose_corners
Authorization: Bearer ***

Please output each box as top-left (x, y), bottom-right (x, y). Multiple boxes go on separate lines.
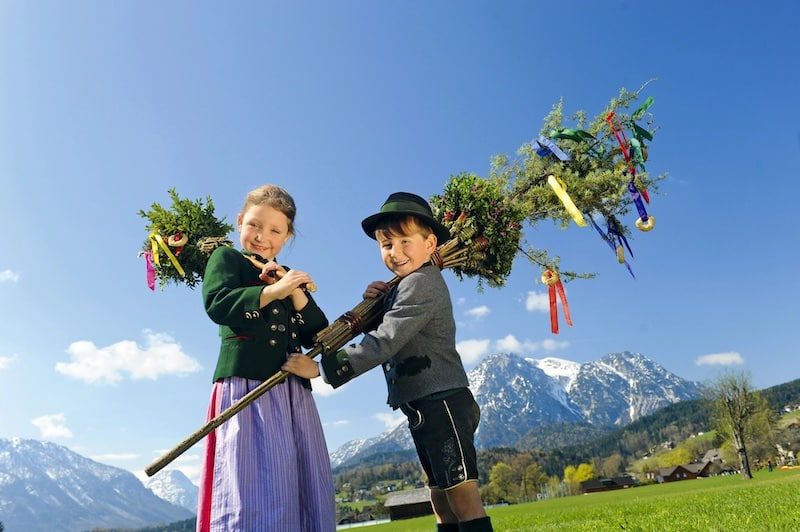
top-left (330, 351), bottom-right (702, 466)
top-left (0, 437), bottom-right (192, 531)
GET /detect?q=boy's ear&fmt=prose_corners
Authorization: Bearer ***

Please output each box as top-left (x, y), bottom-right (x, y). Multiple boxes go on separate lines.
top-left (425, 232), bottom-right (438, 252)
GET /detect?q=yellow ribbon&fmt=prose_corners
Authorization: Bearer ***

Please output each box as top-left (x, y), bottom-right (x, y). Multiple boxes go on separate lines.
top-left (547, 175), bottom-right (587, 227)
top-left (149, 230), bottom-right (186, 276)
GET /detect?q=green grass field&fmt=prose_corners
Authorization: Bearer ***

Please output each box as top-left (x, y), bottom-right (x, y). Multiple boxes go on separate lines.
top-left (354, 467), bottom-right (800, 531)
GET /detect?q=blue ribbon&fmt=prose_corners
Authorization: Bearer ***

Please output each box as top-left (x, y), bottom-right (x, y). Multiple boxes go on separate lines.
top-left (589, 215), bottom-right (635, 278)
top-left (627, 179), bottom-right (649, 221)
top-left (533, 135), bottom-right (571, 161)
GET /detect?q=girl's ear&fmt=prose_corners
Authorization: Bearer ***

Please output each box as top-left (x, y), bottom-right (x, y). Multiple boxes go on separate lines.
top-left (236, 213), bottom-right (244, 228)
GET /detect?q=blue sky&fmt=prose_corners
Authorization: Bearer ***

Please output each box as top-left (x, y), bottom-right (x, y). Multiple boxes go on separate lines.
top-left (1, 1), bottom-right (798, 485)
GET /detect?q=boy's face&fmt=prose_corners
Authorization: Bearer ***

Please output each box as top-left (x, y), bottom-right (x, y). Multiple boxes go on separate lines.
top-left (376, 228), bottom-right (437, 278)
top-left (237, 204), bottom-right (291, 260)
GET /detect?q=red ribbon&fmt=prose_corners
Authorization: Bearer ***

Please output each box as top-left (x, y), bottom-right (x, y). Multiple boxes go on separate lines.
top-left (605, 111), bottom-right (650, 204)
top-left (542, 270), bottom-right (573, 334)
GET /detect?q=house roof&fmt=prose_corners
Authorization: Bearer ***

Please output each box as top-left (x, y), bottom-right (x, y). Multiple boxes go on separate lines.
top-left (580, 476), bottom-right (636, 490)
top-left (683, 462), bottom-right (710, 474)
top-left (384, 488), bottom-right (431, 507)
top-left (702, 448), bottom-right (723, 462)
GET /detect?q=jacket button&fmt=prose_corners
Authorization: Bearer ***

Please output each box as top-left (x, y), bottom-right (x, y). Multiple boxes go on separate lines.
top-left (269, 339), bottom-right (277, 346)
top-left (270, 324), bottom-right (277, 331)
top-left (277, 324), bottom-right (286, 332)
top-left (272, 308), bottom-right (280, 315)
top-left (253, 311), bottom-right (260, 318)
top-left (244, 312), bottom-right (252, 319)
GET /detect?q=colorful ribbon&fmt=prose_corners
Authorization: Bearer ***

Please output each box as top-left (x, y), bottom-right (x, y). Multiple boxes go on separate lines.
top-left (533, 135), bottom-right (571, 161)
top-left (149, 230), bottom-right (186, 277)
top-left (144, 251), bottom-right (156, 290)
top-left (550, 128), bottom-right (604, 157)
top-left (588, 216), bottom-right (635, 278)
top-left (605, 111), bottom-right (650, 204)
top-left (627, 179), bottom-right (651, 229)
top-left (547, 175), bottom-right (587, 227)
top-left (541, 269), bottom-right (573, 334)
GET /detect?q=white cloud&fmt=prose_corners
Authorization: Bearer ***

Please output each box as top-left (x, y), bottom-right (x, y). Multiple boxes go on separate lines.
top-left (55, 331), bottom-right (202, 384)
top-left (466, 305), bottom-right (490, 319)
top-left (695, 352), bottom-right (745, 366)
top-left (0, 354), bottom-right (18, 370)
top-left (525, 291), bottom-right (550, 312)
top-left (32, 413), bottom-right (73, 439)
top-left (323, 419), bottom-right (350, 427)
top-left (540, 338), bottom-right (569, 351)
top-left (495, 334), bottom-right (538, 355)
top-left (373, 412), bottom-right (404, 430)
top-left (457, 339), bottom-right (491, 365)
top-left (310, 375), bottom-right (341, 396)
top-left (493, 334), bottom-right (569, 356)
top-left (0, 269), bottom-right (20, 283)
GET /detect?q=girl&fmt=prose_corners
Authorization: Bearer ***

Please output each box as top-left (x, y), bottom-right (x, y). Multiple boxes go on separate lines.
top-left (197, 184), bottom-right (335, 531)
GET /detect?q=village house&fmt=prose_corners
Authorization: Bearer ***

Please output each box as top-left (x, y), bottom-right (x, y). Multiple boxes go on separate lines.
top-left (580, 475), bottom-right (637, 494)
top-left (383, 488), bottom-right (433, 521)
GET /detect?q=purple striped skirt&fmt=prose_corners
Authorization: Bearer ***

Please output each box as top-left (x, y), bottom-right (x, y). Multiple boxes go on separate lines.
top-left (197, 375), bottom-right (335, 531)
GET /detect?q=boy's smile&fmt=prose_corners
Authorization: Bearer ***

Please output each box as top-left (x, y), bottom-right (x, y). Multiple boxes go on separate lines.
top-left (377, 230), bottom-right (437, 277)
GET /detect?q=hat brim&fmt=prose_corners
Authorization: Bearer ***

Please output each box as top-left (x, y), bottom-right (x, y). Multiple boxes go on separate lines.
top-left (361, 212), bottom-right (451, 245)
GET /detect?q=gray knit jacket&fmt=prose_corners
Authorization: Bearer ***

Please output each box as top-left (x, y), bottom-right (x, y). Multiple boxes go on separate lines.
top-left (321, 263), bottom-right (469, 408)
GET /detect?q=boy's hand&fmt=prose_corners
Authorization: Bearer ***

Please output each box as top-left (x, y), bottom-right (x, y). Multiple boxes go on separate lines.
top-left (363, 281), bottom-right (390, 299)
top-left (282, 353), bottom-right (320, 379)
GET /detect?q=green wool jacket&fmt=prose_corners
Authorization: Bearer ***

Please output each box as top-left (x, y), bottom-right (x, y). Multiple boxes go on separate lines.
top-left (202, 246), bottom-right (329, 382)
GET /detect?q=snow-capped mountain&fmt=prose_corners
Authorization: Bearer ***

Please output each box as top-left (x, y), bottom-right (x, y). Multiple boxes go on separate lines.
top-left (567, 351), bottom-right (703, 425)
top-left (331, 351), bottom-right (702, 467)
top-left (0, 437), bottom-right (193, 532)
top-left (144, 468), bottom-right (198, 512)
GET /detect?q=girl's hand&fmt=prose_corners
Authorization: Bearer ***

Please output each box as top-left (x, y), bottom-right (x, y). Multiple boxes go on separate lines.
top-left (260, 262), bottom-right (316, 298)
top-left (363, 281), bottom-right (390, 299)
top-left (282, 353), bottom-right (320, 379)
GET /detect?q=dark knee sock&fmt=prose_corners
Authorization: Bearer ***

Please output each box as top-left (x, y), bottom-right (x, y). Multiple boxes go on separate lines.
top-left (459, 516), bottom-right (493, 532)
top-left (437, 524), bottom-right (459, 532)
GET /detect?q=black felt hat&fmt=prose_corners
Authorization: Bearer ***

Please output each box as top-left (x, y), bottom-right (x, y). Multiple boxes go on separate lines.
top-left (361, 192), bottom-right (451, 244)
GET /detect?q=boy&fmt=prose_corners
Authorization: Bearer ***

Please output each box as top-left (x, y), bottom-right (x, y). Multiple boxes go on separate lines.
top-left (283, 192), bottom-right (493, 532)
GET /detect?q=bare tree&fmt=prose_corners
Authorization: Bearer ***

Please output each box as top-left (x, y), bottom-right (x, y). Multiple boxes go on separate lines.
top-left (707, 370), bottom-right (773, 479)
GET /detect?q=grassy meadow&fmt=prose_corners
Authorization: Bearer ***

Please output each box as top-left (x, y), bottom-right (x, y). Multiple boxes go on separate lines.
top-left (353, 467), bottom-right (800, 531)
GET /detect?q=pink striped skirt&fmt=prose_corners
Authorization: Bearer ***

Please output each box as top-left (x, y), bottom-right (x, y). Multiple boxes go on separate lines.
top-left (196, 375), bottom-right (335, 531)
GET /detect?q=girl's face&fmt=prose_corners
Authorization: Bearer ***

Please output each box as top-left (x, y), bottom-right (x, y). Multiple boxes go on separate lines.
top-left (237, 204), bottom-right (292, 260)
top-left (377, 228), bottom-right (436, 278)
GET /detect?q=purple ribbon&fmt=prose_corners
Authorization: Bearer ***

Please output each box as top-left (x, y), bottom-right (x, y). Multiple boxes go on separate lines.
top-left (627, 179), bottom-right (649, 222)
top-left (589, 216), bottom-right (635, 279)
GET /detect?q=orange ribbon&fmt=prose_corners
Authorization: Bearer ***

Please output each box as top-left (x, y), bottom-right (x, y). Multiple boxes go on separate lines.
top-left (542, 269), bottom-right (573, 334)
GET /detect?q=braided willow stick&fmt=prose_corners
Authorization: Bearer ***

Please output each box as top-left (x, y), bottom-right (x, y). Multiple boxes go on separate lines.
top-left (144, 235), bottom-right (486, 476)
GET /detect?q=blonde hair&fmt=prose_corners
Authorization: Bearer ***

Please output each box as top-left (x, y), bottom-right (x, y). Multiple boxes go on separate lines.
top-left (242, 184), bottom-right (297, 235)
